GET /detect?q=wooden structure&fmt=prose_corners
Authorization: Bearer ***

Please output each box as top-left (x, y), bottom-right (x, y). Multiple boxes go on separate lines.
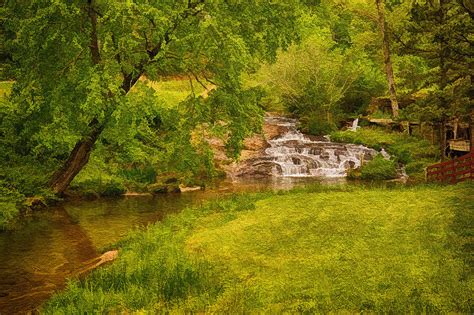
top-left (427, 149), bottom-right (474, 184)
top-left (448, 139), bottom-right (470, 152)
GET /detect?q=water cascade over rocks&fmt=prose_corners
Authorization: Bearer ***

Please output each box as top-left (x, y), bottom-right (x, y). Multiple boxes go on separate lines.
top-left (235, 115), bottom-right (382, 178)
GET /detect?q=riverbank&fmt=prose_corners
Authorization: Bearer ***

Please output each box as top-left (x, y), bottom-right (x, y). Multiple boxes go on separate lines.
top-left (44, 182), bottom-right (473, 313)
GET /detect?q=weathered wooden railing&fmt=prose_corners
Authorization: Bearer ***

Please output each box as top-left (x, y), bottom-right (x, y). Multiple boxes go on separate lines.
top-left (426, 148), bottom-right (474, 184)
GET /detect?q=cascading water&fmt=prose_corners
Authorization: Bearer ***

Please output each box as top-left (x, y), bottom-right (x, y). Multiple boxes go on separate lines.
top-left (238, 115), bottom-right (384, 178)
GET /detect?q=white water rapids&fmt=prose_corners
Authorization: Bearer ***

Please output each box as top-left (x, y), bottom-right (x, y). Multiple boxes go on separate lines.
top-left (242, 115), bottom-right (384, 178)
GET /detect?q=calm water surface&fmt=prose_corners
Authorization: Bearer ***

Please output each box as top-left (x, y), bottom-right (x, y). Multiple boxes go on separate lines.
top-left (0, 177), bottom-right (344, 314)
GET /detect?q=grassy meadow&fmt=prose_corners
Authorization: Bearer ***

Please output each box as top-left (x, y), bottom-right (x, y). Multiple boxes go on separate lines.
top-left (44, 183), bottom-right (474, 313)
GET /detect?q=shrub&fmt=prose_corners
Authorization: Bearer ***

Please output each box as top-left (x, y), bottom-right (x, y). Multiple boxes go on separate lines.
top-left (100, 180), bottom-right (127, 197)
top-left (359, 155), bottom-right (397, 180)
top-left (301, 114), bottom-right (337, 136)
top-left (71, 178), bottom-right (126, 197)
top-left (0, 185), bottom-right (24, 229)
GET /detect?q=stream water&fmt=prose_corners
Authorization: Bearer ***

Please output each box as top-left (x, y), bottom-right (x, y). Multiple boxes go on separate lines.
top-left (0, 116), bottom-right (386, 314)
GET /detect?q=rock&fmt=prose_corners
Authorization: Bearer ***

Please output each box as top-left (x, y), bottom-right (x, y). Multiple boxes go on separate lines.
top-left (24, 197), bottom-right (47, 210)
top-left (237, 161), bottom-right (281, 177)
top-left (179, 185), bottom-right (202, 192)
top-left (124, 192), bottom-right (153, 196)
top-left (305, 134), bottom-right (328, 142)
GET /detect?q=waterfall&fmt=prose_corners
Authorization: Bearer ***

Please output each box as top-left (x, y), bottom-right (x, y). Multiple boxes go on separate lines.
top-left (246, 115), bottom-right (382, 178)
top-left (351, 118), bottom-right (359, 131)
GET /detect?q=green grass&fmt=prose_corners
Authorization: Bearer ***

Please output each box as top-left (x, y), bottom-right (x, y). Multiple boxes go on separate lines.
top-left (146, 79), bottom-right (206, 108)
top-left (44, 183), bottom-right (474, 313)
top-left (331, 127), bottom-right (439, 180)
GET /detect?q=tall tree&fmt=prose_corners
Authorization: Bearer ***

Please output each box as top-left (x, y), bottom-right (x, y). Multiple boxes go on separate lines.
top-left (375, 0), bottom-right (399, 118)
top-left (392, 0), bottom-right (473, 159)
top-left (4, 0), bottom-right (300, 194)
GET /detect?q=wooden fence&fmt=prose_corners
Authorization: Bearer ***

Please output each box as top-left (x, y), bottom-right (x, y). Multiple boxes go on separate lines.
top-left (426, 148), bottom-right (474, 184)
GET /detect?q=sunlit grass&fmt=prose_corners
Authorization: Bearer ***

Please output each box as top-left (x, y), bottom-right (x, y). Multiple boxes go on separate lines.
top-left (146, 78), bottom-right (206, 108)
top-left (44, 183), bottom-right (474, 313)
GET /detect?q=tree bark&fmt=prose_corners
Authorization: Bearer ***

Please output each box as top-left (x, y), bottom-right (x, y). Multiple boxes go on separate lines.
top-left (375, 0), bottom-right (399, 118)
top-left (49, 119), bottom-right (104, 194)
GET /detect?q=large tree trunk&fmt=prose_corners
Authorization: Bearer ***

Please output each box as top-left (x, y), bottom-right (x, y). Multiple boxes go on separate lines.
top-left (49, 120), bottom-right (104, 194)
top-left (375, 0), bottom-right (399, 118)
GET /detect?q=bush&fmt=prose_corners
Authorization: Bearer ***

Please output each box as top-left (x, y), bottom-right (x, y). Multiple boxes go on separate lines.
top-left (301, 114), bottom-right (337, 136)
top-left (0, 185), bottom-right (24, 230)
top-left (100, 180), bottom-right (127, 197)
top-left (71, 178), bottom-right (126, 197)
top-left (118, 164), bottom-right (156, 184)
top-left (359, 155), bottom-right (397, 180)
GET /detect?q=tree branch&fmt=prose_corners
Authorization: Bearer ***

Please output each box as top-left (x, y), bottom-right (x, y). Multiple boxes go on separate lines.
top-left (87, 0), bottom-right (101, 65)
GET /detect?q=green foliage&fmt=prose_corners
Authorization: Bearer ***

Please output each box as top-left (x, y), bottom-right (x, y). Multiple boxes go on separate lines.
top-left (0, 81), bottom-right (12, 98)
top-left (301, 112), bottom-right (337, 135)
top-left (44, 184), bottom-right (474, 313)
top-left (331, 127), bottom-right (438, 179)
top-left (71, 178), bottom-right (126, 198)
top-left (1, 0), bottom-right (302, 195)
top-left (255, 4), bottom-right (386, 126)
top-left (0, 183), bottom-right (23, 230)
top-left (390, 0), bottom-right (473, 122)
top-left (359, 155), bottom-right (397, 180)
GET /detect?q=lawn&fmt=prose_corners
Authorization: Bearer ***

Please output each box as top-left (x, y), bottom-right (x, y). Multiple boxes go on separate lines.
top-left (44, 183), bottom-right (473, 313)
